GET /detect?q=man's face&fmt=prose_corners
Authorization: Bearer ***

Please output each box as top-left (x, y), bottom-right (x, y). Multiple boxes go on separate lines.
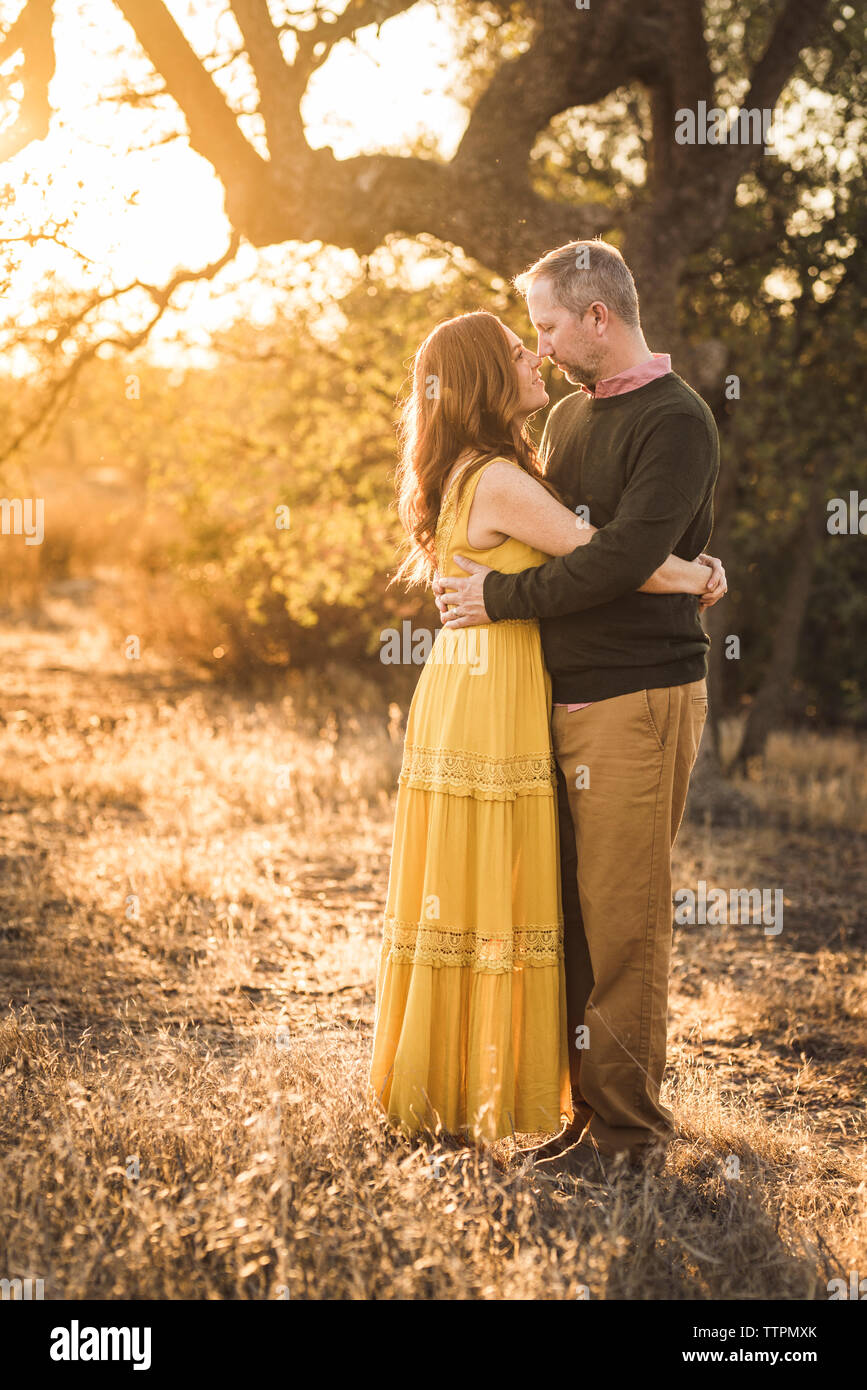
top-left (526, 277), bottom-right (605, 388)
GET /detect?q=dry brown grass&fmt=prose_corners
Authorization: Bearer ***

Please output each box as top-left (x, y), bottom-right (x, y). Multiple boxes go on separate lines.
top-left (735, 726), bottom-right (867, 834)
top-left (0, 602), bottom-right (864, 1300)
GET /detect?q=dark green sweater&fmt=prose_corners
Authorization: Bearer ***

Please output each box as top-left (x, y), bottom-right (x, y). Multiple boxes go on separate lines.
top-left (483, 372), bottom-right (720, 703)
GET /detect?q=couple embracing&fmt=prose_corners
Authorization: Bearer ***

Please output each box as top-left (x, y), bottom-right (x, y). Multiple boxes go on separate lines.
top-left (368, 239), bottom-right (726, 1180)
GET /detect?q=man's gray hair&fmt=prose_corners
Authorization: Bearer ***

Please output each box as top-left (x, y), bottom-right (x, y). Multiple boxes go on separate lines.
top-left (514, 239), bottom-right (641, 328)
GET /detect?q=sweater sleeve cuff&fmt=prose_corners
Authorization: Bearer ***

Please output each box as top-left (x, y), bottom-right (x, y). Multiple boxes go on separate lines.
top-left (483, 569), bottom-right (512, 622)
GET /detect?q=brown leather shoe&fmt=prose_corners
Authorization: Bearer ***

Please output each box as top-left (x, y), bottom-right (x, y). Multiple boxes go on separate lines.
top-left (533, 1139), bottom-right (608, 1183)
top-left (515, 1102), bottom-right (593, 1162)
top-left (516, 1123), bottom-right (583, 1162)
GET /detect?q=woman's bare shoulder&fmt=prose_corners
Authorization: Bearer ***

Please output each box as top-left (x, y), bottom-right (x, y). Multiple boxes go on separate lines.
top-left (475, 457), bottom-right (541, 499)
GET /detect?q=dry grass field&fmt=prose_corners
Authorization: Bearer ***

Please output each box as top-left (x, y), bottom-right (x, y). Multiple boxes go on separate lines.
top-left (0, 597), bottom-right (865, 1301)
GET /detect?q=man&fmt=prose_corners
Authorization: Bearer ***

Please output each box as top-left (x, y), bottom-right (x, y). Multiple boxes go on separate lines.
top-left (434, 239), bottom-right (724, 1178)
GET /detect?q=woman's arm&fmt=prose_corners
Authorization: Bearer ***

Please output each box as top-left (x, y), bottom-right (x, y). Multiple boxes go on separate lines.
top-left (637, 553), bottom-right (709, 594)
top-left (471, 461), bottom-right (712, 596)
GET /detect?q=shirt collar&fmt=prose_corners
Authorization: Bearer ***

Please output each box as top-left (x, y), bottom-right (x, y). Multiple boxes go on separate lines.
top-left (582, 352), bottom-right (672, 399)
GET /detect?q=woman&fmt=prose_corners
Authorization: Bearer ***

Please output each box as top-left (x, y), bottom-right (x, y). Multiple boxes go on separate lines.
top-left (368, 311), bottom-right (718, 1145)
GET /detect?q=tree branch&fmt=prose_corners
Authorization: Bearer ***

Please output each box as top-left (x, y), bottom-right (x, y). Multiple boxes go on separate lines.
top-left (229, 0), bottom-right (304, 170)
top-left (112, 0), bottom-right (276, 237)
top-left (686, 0), bottom-right (835, 240)
top-left (293, 0), bottom-right (412, 85)
top-left (455, 0), bottom-right (633, 178)
top-left (0, 0), bottom-right (55, 160)
top-left (0, 230), bottom-right (241, 467)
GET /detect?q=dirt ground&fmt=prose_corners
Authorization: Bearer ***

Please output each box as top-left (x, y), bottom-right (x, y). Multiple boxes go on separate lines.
top-left (1, 603), bottom-right (864, 1299)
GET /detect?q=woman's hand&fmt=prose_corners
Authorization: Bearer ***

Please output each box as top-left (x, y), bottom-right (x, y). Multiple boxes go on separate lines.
top-left (696, 553), bottom-right (727, 610)
top-left (432, 559), bottom-right (493, 627)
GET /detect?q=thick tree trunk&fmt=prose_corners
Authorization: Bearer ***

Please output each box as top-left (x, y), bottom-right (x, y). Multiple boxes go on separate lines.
top-left (734, 473), bottom-right (828, 769)
top-left (684, 735), bottom-right (758, 828)
top-left (3, 0), bottom-right (828, 279)
top-left (703, 424), bottom-right (740, 759)
top-left (0, 0), bottom-right (832, 418)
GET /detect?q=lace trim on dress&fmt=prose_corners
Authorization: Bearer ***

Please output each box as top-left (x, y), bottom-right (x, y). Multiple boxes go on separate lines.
top-left (433, 460), bottom-right (538, 626)
top-left (435, 459), bottom-right (477, 574)
top-left (380, 916), bottom-right (564, 971)
top-left (400, 743), bottom-right (557, 798)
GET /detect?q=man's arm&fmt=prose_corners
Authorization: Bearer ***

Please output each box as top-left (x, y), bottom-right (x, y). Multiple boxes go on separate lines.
top-left (484, 412), bottom-right (718, 621)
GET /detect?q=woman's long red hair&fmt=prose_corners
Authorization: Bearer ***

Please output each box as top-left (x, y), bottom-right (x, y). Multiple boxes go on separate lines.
top-left (392, 311), bottom-right (559, 587)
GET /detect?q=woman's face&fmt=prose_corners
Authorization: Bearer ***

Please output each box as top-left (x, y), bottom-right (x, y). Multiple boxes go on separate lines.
top-left (501, 324), bottom-right (548, 418)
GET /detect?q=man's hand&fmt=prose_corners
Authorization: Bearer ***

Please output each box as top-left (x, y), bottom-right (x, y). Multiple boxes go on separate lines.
top-left (432, 555), bottom-right (494, 628)
top-left (696, 552), bottom-right (727, 611)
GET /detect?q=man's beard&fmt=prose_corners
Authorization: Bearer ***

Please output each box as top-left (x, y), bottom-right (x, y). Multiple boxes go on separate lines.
top-left (560, 361), bottom-right (597, 388)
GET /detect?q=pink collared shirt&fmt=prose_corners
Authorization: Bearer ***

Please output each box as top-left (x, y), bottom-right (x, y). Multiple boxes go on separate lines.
top-left (584, 352), bottom-right (672, 399)
top-left (555, 352), bottom-right (672, 712)
top-left (586, 353), bottom-right (675, 397)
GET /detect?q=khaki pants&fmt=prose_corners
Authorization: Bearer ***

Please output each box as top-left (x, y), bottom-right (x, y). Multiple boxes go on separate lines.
top-left (552, 679), bottom-right (708, 1156)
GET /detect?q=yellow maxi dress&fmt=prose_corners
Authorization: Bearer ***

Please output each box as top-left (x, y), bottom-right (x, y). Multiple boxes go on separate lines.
top-left (369, 456), bottom-right (572, 1142)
